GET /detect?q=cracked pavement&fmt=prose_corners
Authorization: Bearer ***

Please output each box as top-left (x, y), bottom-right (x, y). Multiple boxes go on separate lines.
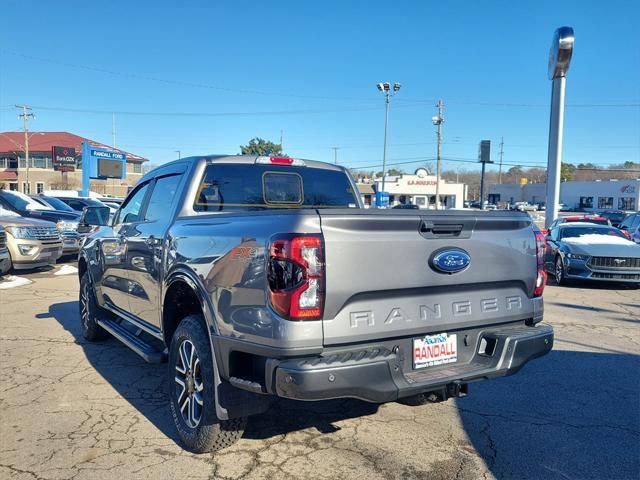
top-left (0, 268), bottom-right (638, 479)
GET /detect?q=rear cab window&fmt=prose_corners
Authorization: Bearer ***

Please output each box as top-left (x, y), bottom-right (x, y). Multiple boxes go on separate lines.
top-left (194, 164), bottom-right (358, 212)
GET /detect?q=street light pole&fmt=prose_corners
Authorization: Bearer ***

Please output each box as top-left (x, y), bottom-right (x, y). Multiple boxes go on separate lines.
top-left (376, 82), bottom-right (401, 206)
top-left (545, 27), bottom-right (574, 228)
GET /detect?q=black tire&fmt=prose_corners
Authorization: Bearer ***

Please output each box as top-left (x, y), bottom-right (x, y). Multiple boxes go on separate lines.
top-left (168, 314), bottom-right (246, 453)
top-left (79, 272), bottom-right (109, 341)
top-left (554, 256), bottom-right (567, 286)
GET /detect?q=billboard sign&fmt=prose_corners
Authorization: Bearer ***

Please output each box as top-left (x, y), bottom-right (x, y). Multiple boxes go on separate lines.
top-left (81, 142), bottom-right (127, 196)
top-left (51, 146), bottom-right (76, 172)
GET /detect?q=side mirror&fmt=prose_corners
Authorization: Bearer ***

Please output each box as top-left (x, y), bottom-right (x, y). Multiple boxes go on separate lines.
top-left (78, 206), bottom-right (110, 233)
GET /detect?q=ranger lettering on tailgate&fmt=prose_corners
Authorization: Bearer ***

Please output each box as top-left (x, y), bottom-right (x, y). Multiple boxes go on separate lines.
top-left (350, 295), bottom-right (523, 328)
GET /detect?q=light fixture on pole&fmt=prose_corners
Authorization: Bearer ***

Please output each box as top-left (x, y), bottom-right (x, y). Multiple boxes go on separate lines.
top-left (545, 26), bottom-right (574, 228)
top-left (376, 81), bottom-right (401, 207)
top-left (432, 100), bottom-right (445, 209)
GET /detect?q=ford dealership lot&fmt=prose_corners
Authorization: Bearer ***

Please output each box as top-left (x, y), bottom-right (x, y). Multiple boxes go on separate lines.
top-left (0, 265), bottom-right (638, 480)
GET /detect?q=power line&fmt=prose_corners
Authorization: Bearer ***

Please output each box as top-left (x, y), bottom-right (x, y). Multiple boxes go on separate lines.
top-left (25, 103), bottom-right (428, 117)
top-left (0, 50), bottom-right (377, 102)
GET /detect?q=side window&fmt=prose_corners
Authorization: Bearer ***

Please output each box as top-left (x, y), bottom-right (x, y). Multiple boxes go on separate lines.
top-left (115, 183), bottom-right (149, 225)
top-left (144, 175), bottom-right (183, 222)
top-left (550, 228), bottom-right (559, 241)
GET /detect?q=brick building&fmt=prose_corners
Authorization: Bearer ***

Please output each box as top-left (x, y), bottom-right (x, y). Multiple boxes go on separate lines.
top-left (0, 131), bottom-right (148, 197)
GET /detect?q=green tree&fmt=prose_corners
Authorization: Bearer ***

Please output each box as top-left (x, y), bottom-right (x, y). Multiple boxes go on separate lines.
top-left (560, 163), bottom-right (574, 181)
top-left (240, 138), bottom-right (283, 156)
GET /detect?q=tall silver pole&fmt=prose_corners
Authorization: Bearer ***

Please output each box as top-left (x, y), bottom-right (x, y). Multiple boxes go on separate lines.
top-left (381, 92), bottom-right (390, 194)
top-left (544, 26), bottom-right (574, 228)
top-left (545, 77), bottom-right (566, 227)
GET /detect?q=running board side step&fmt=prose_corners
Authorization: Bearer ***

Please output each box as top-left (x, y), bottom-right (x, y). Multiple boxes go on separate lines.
top-left (97, 318), bottom-right (167, 363)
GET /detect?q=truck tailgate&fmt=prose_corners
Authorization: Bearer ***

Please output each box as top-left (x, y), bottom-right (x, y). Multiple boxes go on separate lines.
top-left (319, 210), bottom-right (539, 345)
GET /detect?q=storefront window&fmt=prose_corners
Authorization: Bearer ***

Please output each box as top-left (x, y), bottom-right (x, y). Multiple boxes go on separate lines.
top-left (579, 196), bottom-right (593, 208)
top-left (415, 197), bottom-right (426, 206)
top-left (133, 163), bottom-right (142, 173)
top-left (597, 197), bottom-right (613, 209)
top-left (618, 197), bottom-right (636, 210)
top-left (36, 182), bottom-right (45, 194)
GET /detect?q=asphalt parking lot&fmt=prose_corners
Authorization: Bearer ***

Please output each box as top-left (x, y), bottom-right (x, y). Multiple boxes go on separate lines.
top-left (0, 265), bottom-right (638, 480)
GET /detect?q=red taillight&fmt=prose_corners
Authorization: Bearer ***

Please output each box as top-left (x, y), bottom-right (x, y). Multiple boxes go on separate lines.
top-left (268, 235), bottom-right (324, 320)
top-left (622, 230), bottom-right (631, 239)
top-left (533, 229), bottom-right (547, 297)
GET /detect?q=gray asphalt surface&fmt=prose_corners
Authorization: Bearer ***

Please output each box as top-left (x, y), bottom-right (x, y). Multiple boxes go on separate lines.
top-left (0, 265), bottom-right (638, 479)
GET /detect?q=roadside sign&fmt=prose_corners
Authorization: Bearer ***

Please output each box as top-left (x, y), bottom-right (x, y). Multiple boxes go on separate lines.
top-left (81, 142), bottom-right (127, 196)
top-left (376, 191), bottom-right (390, 208)
top-left (51, 146), bottom-right (76, 172)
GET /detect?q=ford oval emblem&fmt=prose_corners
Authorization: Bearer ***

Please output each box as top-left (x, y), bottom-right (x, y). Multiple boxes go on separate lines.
top-left (431, 249), bottom-right (471, 274)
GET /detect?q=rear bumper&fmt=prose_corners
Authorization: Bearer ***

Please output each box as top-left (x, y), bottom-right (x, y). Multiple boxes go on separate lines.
top-left (269, 323), bottom-right (553, 403)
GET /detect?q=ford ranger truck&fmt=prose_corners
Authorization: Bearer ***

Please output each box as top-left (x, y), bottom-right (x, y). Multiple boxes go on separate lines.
top-left (78, 155), bottom-right (553, 453)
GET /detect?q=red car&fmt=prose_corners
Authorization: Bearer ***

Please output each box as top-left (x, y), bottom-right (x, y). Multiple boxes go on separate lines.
top-left (543, 215), bottom-right (612, 235)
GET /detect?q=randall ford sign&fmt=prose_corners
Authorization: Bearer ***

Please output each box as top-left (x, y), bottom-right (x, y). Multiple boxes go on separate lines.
top-left (90, 149), bottom-right (125, 161)
top-left (51, 146), bottom-right (76, 172)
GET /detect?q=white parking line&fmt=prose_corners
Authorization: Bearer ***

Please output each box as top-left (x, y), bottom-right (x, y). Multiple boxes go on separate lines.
top-left (0, 275), bottom-right (33, 290)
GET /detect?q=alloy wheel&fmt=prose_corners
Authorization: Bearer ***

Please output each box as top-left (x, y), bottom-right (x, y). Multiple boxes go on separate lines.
top-left (555, 258), bottom-right (563, 283)
top-left (174, 339), bottom-right (204, 428)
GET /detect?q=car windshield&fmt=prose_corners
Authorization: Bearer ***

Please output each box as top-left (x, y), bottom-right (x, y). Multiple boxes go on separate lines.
top-left (565, 218), bottom-right (609, 225)
top-left (39, 195), bottom-right (75, 211)
top-left (560, 226), bottom-right (624, 239)
top-left (1, 191), bottom-right (53, 211)
top-left (602, 212), bottom-right (626, 222)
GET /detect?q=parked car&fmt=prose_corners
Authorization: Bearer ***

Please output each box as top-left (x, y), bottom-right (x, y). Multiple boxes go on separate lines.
top-left (52, 196), bottom-right (117, 215)
top-left (0, 225), bottom-right (10, 275)
top-left (549, 215), bottom-right (611, 229)
top-left (544, 223), bottom-right (640, 286)
top-left (513, 202), bottom-right (538, 212)
top-left (619, 213), bottom-right (640, 239)
top-left (78, 154), bottom-right (553, 453)
top-left (0, 190), bottom-right (81, 254)
top-left (599, 210), bottom-right (630, 228)
top-left (0, 211), bottom-right (63, 271)
top-left (392, 203), bottom-right (419, 209)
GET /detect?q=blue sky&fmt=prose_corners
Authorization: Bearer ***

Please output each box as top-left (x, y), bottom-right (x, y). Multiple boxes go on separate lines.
top-left (1, 0), bottom-right (638, 174)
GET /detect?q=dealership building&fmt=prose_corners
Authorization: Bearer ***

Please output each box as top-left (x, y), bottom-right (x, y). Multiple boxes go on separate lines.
top-left (358, 168), bottom-right (466, 208)
top-left (488, 179), bottom-right (639, 212)
top-left (0, 131), bottom-right (148, 197)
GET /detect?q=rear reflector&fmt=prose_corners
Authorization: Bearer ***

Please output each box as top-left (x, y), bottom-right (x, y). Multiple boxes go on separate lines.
top-left (255, 156), bottom-right (306, 166)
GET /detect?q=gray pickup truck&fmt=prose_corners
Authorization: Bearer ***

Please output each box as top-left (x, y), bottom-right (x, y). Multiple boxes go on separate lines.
top-left (78, 154), bottom-right (553, 452)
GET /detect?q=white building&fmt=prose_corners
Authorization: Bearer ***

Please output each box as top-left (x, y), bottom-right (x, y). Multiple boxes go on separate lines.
top-left (489, 179), bottom-right (640, 212)
top-left (363, 168), bottom-right (466, 209)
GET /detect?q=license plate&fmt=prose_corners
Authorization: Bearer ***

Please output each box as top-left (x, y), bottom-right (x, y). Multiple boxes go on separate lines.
top-left (413, 333), bottom-right (457, 369)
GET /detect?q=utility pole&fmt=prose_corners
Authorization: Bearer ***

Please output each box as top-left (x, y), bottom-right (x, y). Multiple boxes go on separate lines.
top-left (175, 150), bottom-right (181, 159)
top-left (498, 136), bottom-right (504, 184)
top-left (432, 100), bottom-right (445, 210)
top-left (332, 147), bottom-right (340, 164)
top-left (280, 130), bottom-right (284, 153)
top-left (16, 105), bottom-right (35, 193)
